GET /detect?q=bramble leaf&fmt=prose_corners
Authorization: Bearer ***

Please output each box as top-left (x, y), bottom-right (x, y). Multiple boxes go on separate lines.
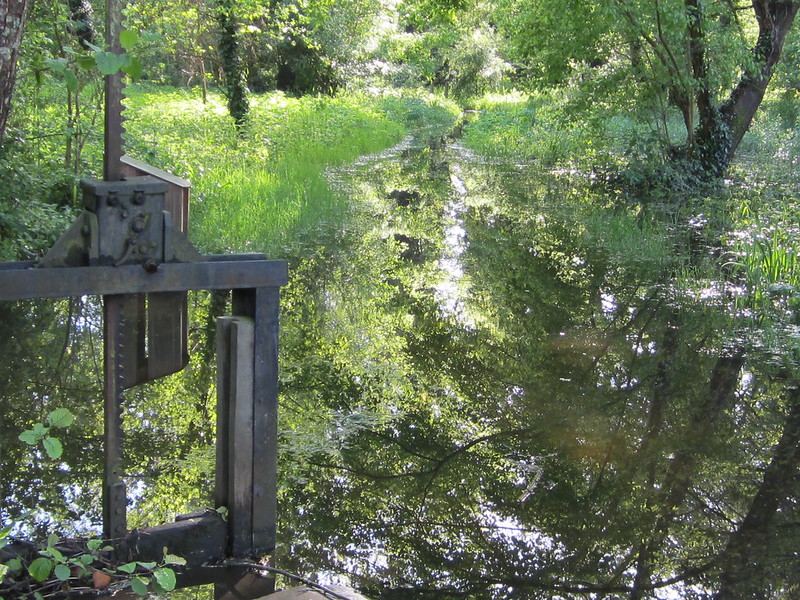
top-left (153, 567), bottom-right (176, 592)
top-left (122, 57), bottom-right (144, 81)
top-left (117, 562), bottom-right (137, 574)
top-left (95, 51), bottom-right (126, 75)
top-left (120, 30), bottom-right (140, 51)
top-left (130, 576), bottom-right (149, 595)
top-left (5, 558), bottom-right (22, 572)
top-left (28, 557), bottom-right (54, 582)
top-left (18, 430), bottom-right (39, 445)
top-left (54, 564), bottom-right (71, 581)
top-left (86, 539), bottom-right (103, 552)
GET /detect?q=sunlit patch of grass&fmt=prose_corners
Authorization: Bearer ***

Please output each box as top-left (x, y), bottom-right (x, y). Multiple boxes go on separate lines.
top-left (121, 86), bottom-right (460, 256)
top-left (464, 90), bottom-right (591, 165)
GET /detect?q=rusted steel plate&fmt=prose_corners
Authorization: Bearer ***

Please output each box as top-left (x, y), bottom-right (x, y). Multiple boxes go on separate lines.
top-left (0, 259), bottom-right (288, 300)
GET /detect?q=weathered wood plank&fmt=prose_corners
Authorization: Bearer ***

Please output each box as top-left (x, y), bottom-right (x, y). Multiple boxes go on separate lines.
top-left (146, 291), bottom-right (189, 381)
top-left (252, 287), bottom-right (279, 554)
top-left (0, 259), bottom-right (288, 300)
top-left (215, 317), bottom-right (234, 513)
top-left (229, 318), bottom-right (255, 557)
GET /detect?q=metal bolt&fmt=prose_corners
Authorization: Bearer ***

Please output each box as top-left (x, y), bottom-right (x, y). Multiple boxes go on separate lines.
top-left (133, 190), bottom-right (145, 205)
top-left (143, 259), bottom-right (159, 273)
top-left (107, 193), bottom-right (120, 207)
top-left (132, 217), bottom-right (146, 233)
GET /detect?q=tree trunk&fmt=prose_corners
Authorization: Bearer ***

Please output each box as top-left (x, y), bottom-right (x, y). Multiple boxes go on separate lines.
top-left (216, 0), bottom-right (249, 128)
top-left (0, 0), bottom-right (29, 147)
top-left (711, 0), bottom-right (800, 170)
top-left (67, 0), bottom-right (96, 49)
top-left (714, 387), bottom-right (800, 599)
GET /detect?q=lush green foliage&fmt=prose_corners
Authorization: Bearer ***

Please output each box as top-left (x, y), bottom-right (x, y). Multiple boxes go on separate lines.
top-left (3, 0), bottom-right (800, 598)
top-left (122, 85), bottom-right (457, 255)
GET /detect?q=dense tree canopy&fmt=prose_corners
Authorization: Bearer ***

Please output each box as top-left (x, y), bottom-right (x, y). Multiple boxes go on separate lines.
top-left (1, 0), bottom-right (798, 172)
top-left (495, 0), bottom-right (800, 173)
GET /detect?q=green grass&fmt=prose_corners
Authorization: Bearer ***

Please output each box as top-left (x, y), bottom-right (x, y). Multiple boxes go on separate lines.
top-left (122, 85), bottom-right (457, 256)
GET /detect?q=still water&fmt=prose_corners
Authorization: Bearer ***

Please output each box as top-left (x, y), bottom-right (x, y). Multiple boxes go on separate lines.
top-left (276, 126), bottom-right (800, 599)
top-left (1, 123), bottom-right (799, 600)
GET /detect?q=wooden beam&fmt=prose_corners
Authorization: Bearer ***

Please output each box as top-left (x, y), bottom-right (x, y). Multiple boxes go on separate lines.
top-left (0, 259), bottom-right (288, 300)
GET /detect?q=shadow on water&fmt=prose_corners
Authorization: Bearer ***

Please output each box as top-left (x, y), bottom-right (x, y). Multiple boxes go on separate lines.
top-left (277, 125), bottom-right (800, 599)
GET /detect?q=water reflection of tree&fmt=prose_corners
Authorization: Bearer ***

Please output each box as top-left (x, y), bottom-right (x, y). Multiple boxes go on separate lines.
top-left (279, 146), bottom-right (800, 599)
top-left (3, 137), bottom-right (800, 599)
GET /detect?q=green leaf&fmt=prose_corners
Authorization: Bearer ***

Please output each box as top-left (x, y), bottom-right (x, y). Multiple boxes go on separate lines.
top-left (136, 561), bottom-right (157, 570)
top-left (45, 546), bottom-right (64, 563)
top-left (75, 54), bottom-right (96, 70)
top-left (95, 51), bottom-right (125, 75)
top-left (153, 567), bottom-right (176, 592)
top-left (78, 553), bottom-right (94, 565)
top-left (86, 539), bottom-right (103, 552)
top-left (63, 70), bottom-right (78, 92)
top-left (47, 533), bottom-right (60, 548)
top-left (120, 30), bottom-right (140, 51)
top-left (54, 564), bottom-right (71, 581)
top-left (42, 436), bottom-right (63, 459)
top-left (121, 56), bottom-right (144, 81)
top-left (162, 553), bottom-right (186, 566)
top-left (28, 557), bottom-right (54, 582)
top-left (0, 564), bottom-right (7, 579)
top-left (47, 408), bottom-right (74, 428)
top-left (19, 429), bottom-right (40, 445)
top-left (5, 558), bottom-right (22, 573)
top-left (44, 58), bottom-right (67, 74)
top-left (32, 423), bottom-right (48, 435)
top-left (130, 576), bottom-right (149, 595)
top-left (117, 562), bottom-right (137, 574)
top-left (141, 31), bottom-right (163, 42)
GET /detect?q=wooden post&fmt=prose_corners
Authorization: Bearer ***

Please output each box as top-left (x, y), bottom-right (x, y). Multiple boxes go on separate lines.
top-left (215, 286), bottom-right (281, 599)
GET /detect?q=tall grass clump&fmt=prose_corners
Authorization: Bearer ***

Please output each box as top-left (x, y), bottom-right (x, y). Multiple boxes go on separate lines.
top-left (123, 86), bottom-right (456, 256)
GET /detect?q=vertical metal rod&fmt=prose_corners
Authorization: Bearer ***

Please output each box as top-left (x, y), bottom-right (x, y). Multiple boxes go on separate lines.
top-left (103, 294), bottom-right (127, 539)
top-left (104, 0), bottom-right (124, 181)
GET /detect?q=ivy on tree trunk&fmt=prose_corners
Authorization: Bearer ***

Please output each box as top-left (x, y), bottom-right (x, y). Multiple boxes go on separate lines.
top-left (700, 0), bottom-right (800, 175)
top-left (216, 0), bottom-right (249, 129)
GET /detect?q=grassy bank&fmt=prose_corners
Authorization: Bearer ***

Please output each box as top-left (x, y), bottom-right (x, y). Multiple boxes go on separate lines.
top-left (123, 86), bottom-right (459, 256)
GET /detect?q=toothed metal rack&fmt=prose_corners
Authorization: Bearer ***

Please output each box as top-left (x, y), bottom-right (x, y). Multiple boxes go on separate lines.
top-left (0, 164), bottom-right (287, 600)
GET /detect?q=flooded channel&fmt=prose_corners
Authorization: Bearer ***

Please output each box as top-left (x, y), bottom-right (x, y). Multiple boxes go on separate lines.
top-left (1, 120), bottom-right (799, 600)
top-left (277, 125), bottom-right (800, 599)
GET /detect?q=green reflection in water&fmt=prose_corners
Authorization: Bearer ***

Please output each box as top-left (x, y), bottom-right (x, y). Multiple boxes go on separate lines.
top-left (2, 125), bottom-right (800, 600)
top-left (277, 130), bottom-right (800, 599)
